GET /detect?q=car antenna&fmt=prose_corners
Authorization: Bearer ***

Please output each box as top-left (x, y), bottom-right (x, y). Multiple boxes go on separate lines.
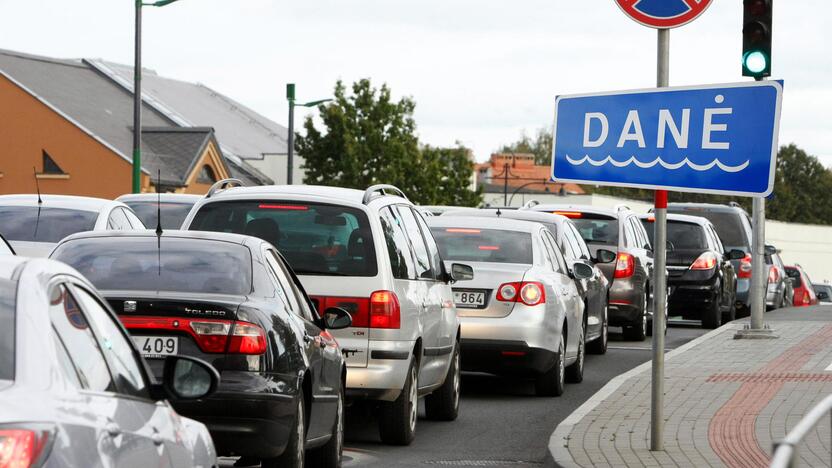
top-left (33, 166), bottom-right (43, 240)
top-left (155, 170), bottom-right (162, 277)
top-left (496, 207), bottom-right (502, 217)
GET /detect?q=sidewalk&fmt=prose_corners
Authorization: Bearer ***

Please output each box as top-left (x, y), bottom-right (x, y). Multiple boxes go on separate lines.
top-left (549, 307), bottom-right (832, 468)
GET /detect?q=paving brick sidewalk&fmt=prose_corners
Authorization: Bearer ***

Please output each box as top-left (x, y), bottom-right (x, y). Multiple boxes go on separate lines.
top-left (549, 307), bottom-right (832, 468)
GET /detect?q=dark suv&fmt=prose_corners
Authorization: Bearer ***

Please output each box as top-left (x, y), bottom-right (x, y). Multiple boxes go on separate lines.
top-left (530, 205), bottom-right (656, 341)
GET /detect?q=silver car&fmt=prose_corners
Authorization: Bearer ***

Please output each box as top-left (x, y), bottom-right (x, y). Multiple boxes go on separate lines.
top-left (427, 216), bottom-right (593, 397)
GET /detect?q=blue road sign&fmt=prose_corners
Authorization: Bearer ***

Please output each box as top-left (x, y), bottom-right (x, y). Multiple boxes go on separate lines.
top-left (551, 81), bottom-right (783, 197)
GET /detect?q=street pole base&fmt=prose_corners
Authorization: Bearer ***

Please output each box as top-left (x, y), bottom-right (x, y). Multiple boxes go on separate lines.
top-left (734, 324), bottom-right (779, 340)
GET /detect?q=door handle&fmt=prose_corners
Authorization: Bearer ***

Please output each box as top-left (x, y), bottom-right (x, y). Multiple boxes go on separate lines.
top-left (105, 421), bottom-right (121, 437)
top-left (151, 429), bottom-right (164, 446)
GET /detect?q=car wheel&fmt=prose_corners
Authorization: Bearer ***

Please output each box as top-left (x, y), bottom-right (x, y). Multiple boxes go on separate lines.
top-left (425, 342), bottom-right (460, 421)
top-left (535, 334), bottom-right (565, 397)
top-left (566, 320), bottom-right (585, 383)
top-left (587, 306), bottom-right (608, 355)
top-left (624, 293), bottom-right (648, 341)
top-left (263, 396), bottom-right (304, 468)
top-left (721, 299), bottom-right (736, 323)
top-left (379, 358), bottom-right (418, 445)
top-left (307, 386), bottom-right (344, 468)
top-left (702, 293), bottom-right (722, 329)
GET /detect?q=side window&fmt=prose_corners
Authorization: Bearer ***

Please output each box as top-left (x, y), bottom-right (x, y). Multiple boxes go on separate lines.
top-left (48, 284), bottom-right (114, 392)
top-left (262, 250), bottom-right (293, 312)
top-left (123, 208), bottom-right (144, 229)
top-left (543, 231), bottom-right (568, 274)
top-left (632, 218), bottom-right (649, 249)
top-left (412, 209), bottom-right (444, 281)
top-left (107, 208), bottom-right (130, 230)
top-left (563, 228), bottom-right (582, 261)
top-left (569, 223), bottom-right (592, 259)
top-left (623, 218), bottom-right (637, 248)
top-left (268, 251), bottom-right (316, 322)
top-left (378, 207), bottom-right (417, 280)
top-left (709, 226), bottom-right (725, 254)
top-left (53, 333), bottom-right (82, 388)
top-left (395, 206), bottom-right (433, 280)
top-left (71, 285), bottom-right (149, 399)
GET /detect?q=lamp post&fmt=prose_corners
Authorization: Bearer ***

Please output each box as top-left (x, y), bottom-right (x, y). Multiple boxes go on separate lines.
top-left (132, 0), bottom-right (183, 193)
top-left (286, 83), bottom-right (331, 185)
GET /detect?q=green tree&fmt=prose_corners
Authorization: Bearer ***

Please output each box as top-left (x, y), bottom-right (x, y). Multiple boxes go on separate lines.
top-left (297, 79), bottom-right (481, 206)
top-left (499, 128), bottom-right (553, 165)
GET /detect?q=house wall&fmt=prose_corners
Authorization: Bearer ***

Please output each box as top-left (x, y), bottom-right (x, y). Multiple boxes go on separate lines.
top-left (0, 74), bottom-right (148, 198)
top-left (246, 153), bottom-right (304, 185)
top-left (181, 140), bottom-right (231, 195)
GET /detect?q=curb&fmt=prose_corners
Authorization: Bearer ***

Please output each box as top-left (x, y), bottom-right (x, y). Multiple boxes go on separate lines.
top-left (548, 322), bottom-right (744, 468)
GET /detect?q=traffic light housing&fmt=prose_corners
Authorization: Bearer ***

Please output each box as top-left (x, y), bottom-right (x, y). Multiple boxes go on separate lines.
top-left (742, 0), bottom-right (772, 78)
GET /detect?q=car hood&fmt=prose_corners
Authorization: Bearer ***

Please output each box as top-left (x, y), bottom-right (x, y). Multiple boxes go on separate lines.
top-left (8, 241), bottom-right (56, 258)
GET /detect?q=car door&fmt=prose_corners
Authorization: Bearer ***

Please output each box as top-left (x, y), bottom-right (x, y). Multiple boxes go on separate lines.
top-left (559, 226), bottom-right (603, 339)
top-left (539, 230), bottom-right (582, 360)
top-left (707, 224), bottom-right (735, 310)
top-left (413, 209), bottom-right (456, 355)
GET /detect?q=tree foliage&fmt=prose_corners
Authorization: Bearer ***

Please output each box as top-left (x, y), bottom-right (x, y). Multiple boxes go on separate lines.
top-left (297, 79), bottom-right (481, 207)
top-left (499, 128), bottom-right (553, 165)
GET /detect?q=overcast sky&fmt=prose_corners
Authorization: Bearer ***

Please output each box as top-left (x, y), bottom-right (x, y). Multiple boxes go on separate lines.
top-left (1, 0), bottom-right (829, 163)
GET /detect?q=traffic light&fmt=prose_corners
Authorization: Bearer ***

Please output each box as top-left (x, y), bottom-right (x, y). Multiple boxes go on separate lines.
top-left (742, 0), bottom-right (772, 78)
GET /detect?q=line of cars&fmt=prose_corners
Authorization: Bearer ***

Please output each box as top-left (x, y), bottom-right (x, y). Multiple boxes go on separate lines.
top-left (0, 186), bottom-right (825, 467)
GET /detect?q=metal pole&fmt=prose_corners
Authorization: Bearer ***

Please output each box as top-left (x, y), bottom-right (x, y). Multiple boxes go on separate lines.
top-left (503, 163), bottom-right (509, 206)
top-left (750, 196), bottom-right (766, 328)
top-left (651, 27), bottom-right (669, 453)
top-left (286, 83), bottom-right (295, 185)
top-left (132, 0), bottom-right (143, 193)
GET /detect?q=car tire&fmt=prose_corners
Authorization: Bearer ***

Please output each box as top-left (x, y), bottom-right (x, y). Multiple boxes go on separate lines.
top-left (379, 359), bottom-right (418, 445)
top-left (307, 386), bottom-right (344, 468)
top-left (535, 334), bottom-right (565, 397)
top-left (566, 320), bottom-right (585, 383)
top-left (702, 294), bottom-right (722, 329)
top-left (587, 307), bottom-right (608, 355)
top-left (721, 302), bottom-right (736, 323)
top-left (262, 396), bottom-right (304, 468)
top-left (425, 342), bottom-right (460, 421)
top-left (623, 293), bottom-right (648, 341)
top-left (736, 304), bottom-right (750, 318)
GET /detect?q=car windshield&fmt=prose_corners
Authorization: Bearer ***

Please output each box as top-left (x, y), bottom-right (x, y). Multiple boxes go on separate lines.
top-left (785, 268), bottom-right (802, 288)
top-left (0, 279), bottom-right (15, 382)
top-left (188, 201), bottom-right (378, 277)
top-left (568, 215), bottom-right (619, 246)
top-left (668, 209), bottom-right (749, 251)
top-left (430, 227), bottom-right (533, 264)
top-left (642, 220), bottom-right (708, 250)
top-left (51, 237), bottom-right (252, 295)
top-left (0, 206), bottom-right (98, 243)
top-left (126, 202), bottom-right (194, 230)
top-left (813, 284), bottom-right (832, 297)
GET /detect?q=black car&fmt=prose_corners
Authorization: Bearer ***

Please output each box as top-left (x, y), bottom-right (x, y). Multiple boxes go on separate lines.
top-left (0, 256), bottom-right (220, 467)
top-left (639, 214), bottom-right (744, 328)
top-left (51, 230), bottom-right (352, 468)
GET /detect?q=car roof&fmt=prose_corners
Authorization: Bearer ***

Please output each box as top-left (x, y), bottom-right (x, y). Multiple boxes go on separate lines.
top-left (201, 184), bottom-right (409, 206)
top-left (427, 215), bottom-right (546, 234)
top-left (529, 204), bottom-right (621, 218)
top-left (0, 194), bottom-right (116, 212)
top-left (443, 209), bottom-right (568, 227)
top-left (0, 256), bottom-right (81, 283)
top-left (55, 229), bottom-right (258, 248)
top-left (638, 213), bottom-right (710, 226)
top-left (117, 193), bottom-right (202, 204)
top-left (666, 202), bottom-right (745, 213)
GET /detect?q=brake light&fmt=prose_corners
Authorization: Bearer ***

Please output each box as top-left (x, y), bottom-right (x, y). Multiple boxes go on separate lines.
top-left (446, 228), bottom-right (481, 234)
top-left (370, 290), bottom-right (400, 329)
top-left (258, 204), bottom-right (308, 210)
top-left (768, 267), bottom-right (779, 284)
top-left (738, 253), bottom-right (752, 279)
top-left (553, 211), bottom-right (583, 218)
top-left (0, 429), bottom-right (52, 468)
top-left (189, 321), bottom-right (232, 353)
top-left (478, 245), bottom-right (500, 251)
top-left (496, 282), bottom-right (546, 306)
top-left (801, 290), bottom-right (811, 306)
top-left (228, 321), bottom-right (267, 354)
top-left (690, 252), bottom-right (718, 270)
top-left (614, 253), bottom-right (635, 278)
top-left (121, 316), bottom-right (266, 354)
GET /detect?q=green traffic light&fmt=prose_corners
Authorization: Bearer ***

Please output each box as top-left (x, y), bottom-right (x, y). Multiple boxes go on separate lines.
top-left (743, 50), bottom-right (768, 75)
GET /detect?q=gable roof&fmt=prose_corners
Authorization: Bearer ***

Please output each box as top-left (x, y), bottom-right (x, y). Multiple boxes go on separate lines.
top-left (140, 127), bottom-right (221, 187)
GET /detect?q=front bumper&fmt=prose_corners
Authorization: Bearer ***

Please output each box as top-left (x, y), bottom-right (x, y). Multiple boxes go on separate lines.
top-left (345, 339), bottom-right (414, 402)
top-left (460, 339), bottom-right (557, 376)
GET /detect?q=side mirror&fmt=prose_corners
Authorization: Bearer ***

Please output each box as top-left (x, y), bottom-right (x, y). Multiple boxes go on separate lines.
top-left (449, 263), bottom-right (474, 283)
top-left (323, 307), bottom-right (352, 330)
top-left (765, 244), bottom-right (777, 255)
top-left (727, 249), bottom-right (746, 261)
top-left (158, 355), bottom-right (219, 401)
top-left (593, 249), bottom-right (617, 264)
top-left (571, 261), bottom-right (594, 280)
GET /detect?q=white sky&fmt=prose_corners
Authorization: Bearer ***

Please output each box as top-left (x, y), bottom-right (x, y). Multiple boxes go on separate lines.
top-left (1, 0), bottom-right (829, 163)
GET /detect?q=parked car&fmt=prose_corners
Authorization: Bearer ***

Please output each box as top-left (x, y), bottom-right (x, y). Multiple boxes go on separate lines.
top-left (639, 214), bottom-right (743, 328)
top-left (0, 256), bottom-right (218, 468)
top-left (765, 247), bottom-right (793, 310)
top-left (528, 204), bottom-right (656, 341)
top-left (0, 194), bottom-right (146, 257)
top-left (442, 208), bottom-right (613, 354)
top-left (812, 283), bottom-right (832, 305)
top-left (183, 182), bottom-right (467, 445)
top-left (117, 193), bottom-right (201, 229)
top-left (0, 233), bottom-right (14, 255)
top-left (51, 230), bottom-right (351, 467)
top-left (785, 265), bottom-right (818, 307)
top-left (427, 216), bottom-right (592, 396)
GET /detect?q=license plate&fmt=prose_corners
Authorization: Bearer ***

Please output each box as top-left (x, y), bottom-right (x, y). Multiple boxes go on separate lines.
top-left (454, 290), bottom-right (486, 308)
top-left (133, 336), bottom-right (178, 358)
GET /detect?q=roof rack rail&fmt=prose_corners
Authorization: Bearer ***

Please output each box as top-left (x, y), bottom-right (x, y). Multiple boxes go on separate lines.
top-left (206, 178), bottom-right (244, 198)
top-left (728, 201), bottom-right (742, 208)
top-left (519, 199), bottom-right (540, 210)
top-left (614, 204), bottom-right (631, 212)
top-left (362, 184), bottom-right (409, 205)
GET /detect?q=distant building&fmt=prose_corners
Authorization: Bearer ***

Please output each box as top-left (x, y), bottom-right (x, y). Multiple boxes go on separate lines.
top-left (476, 153), bottom-right (584, 206)
top-left (0, 48), bottom-right (287, 198)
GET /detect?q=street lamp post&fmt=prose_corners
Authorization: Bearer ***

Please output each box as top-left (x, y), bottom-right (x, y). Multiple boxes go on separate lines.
top-left (132, 0), bottom-right (183, 194)
top-left (286, 83), bottom-right (331, 185)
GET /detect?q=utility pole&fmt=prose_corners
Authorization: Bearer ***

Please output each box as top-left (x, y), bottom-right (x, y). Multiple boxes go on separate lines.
top-left (132, 0), bottom-right (143, 193)
top-left (286, 83), bottom-right (295, 185)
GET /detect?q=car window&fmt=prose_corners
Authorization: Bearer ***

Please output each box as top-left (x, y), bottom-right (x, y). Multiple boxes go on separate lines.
top-left (395, 206), bottom-right (434, 280)
top-left (53, 333), bottom-right (82, 388)
top-left (48, 284), bottom-right (114, 392)
top-left (0, 279), bottom-right (15, 382)
top-left (412, 209), bottom-right (444, 281)
top-left (543, 231), bottom-right (568, 274)
top-left (107, 208), bottom-right (131, 230)
top-left (623, 219), bottom-right (637, 248)
top-left (785, 268), bottom-right (802, 287)
top-left (127, 202), bottom-right (194, 230)
top-left (0, 206), bottom-right (98, 243)
top-left (562, 226), bottom-right (583, 261)
top-left (262, 250), bottom-right (293, 313)
top-left (566, 223), bottom-right (591, 259)
top-left (668, 209), bottom-right (750, 252)
top-left (570, 216), bottom-right (619, 246)
top-left (267, 250), bottom-right (314, 321)
top-left (122, 208), bottom-right (145, 230)
top-left (431, 227), bottom-right (534, 265)
top-left (71, 285), bottom-right (149, 399)
top-left (379, 206), bottom-right (418, 280)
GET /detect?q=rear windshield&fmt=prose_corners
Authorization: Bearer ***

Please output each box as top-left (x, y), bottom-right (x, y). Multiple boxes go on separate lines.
top-left (0, 206), bottom-right (97, 243)
top-left (567, 215), bottom-right (618, 246)
top-left (126, 202), bottom-right (193, 230)
top-left (642, 220), bottom-right (708, 250)
top-left (430, 227), bottom-right (533, 264)
top-left (189, 201), bottom-right (378, 277)
top-left (785, 268), bottom-right (802, 288)
top-left (668, 209), bottom-right (749, 251)
top-left (813, 284), bottom-right (832, 296)
top-left (51, 237), bottom-right (252, 295)
top-left (0, 279), bottom-right (15, 381)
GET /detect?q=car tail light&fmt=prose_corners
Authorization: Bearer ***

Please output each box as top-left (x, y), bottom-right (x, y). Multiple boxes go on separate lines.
top-left (614, 253), bottom-right (635, 278)
top-left (768, 266), bottom-right (779, 284)
top-left (189, 321), bottom-right (232, 353)
top-left (369, 290), bottom-right (400, 329)
top-left (496, 282), bottom-right (546, 306)
top-left (738, 253), bottom-right (753, 279)
top-left (121, 316), bottom-right (266, 354)
top-left (553, 211), bottom-right (582, 219)
top-left (0, 428), bottom-right (53, 468)
top-left (801, 290), bottom-right (811, 306)
top-left (258, 204), bottom-right (308, 210)
top-left (228, 321), bottom-right (267, 354)
top-left (690, 252), bottom-right (718, 270)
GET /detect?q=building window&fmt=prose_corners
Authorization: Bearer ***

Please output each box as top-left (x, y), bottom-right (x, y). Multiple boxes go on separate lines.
top-left (197, 165), bottom-right (217, 184)
top-left (43, 150), bottom-right (66, 174)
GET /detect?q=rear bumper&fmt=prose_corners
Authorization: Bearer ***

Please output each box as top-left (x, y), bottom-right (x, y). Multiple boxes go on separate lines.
top-left (460, 339), bottom-right (557, 376)
top-left (735, 278), bottom-right (751, 306)
top-left (608, 278), bottom-right (644, 327)
top-left (345, 340), bottom-right (414, 402)
top-left (668, 283), bottom-right (719, 316)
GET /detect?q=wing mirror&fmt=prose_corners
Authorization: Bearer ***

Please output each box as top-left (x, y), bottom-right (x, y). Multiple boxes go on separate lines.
top-left (765, 244), bottom-right (778, 255)
top-left (593, 249), bottom-right (617, 264)
top-left (571, 261), bottom-right (595, 280)
top-left (727, 249), bottom-right (746, 260)
top-left (323, 307), bottom-right (353, 330)
top-left (447, 262), bottom-right (474, 283)
top-left (154, 355), bottom-right (219, 401)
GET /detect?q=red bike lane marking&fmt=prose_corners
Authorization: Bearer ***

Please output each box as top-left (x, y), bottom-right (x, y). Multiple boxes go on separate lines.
top-left (708, 325), bottom-right (832, 468)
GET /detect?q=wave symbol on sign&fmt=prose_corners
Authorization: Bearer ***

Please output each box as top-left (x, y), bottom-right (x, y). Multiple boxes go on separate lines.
top-left (564, 154), bottom-right (749, 173)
